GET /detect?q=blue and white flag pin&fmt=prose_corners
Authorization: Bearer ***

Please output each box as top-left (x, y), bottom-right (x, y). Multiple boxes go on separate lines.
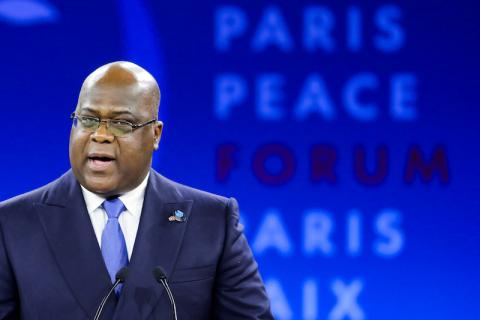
top-left (168, 210), bottom-right (186, 222)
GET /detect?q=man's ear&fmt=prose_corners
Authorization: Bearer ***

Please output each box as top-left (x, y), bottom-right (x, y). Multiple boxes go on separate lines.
top-left (153, 121), bottom-right (163, 150)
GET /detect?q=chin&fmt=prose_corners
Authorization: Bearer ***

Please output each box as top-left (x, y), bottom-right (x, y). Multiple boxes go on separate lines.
top-left (86, 184), bottom-right (115, 196)
top-left (83, 177), bottom-right (119, 196)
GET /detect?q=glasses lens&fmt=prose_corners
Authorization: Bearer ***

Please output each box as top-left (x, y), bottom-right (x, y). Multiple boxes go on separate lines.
top-left (109, 121), bottom-right (132, 137)
top-left (79, 117), bottom-right (99, 131)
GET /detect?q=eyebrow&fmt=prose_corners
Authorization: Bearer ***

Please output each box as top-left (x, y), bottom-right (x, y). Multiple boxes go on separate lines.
top-left (80, 107), bottom-right (135, 117)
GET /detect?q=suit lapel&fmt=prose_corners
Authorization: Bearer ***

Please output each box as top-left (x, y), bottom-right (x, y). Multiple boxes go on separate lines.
top-left (114, 171), bottom-right (193, 320)
top-left (35, 171), bottom-right (115, 319)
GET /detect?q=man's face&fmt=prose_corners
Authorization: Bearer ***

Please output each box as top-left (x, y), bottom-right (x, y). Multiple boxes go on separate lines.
top-left (69, 84), bottom-right (162, 196)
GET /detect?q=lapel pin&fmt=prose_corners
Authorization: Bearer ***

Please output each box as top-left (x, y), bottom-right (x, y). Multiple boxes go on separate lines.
top-left (168, 210), bottom-right (186, 222)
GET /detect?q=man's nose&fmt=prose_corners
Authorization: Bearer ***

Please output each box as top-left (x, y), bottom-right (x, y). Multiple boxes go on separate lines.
top-left (91, 122), bottom-right (115, 143)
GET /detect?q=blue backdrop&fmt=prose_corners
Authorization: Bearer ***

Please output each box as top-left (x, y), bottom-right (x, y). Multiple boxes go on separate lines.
top-left (0, 0), bottom-right (479, 319)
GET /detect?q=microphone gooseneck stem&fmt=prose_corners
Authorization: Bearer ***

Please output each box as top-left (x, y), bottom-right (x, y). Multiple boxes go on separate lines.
top-left (93, 278), bottom-right (121, 320)
top-left (160, 279), bottom-right (178, 320)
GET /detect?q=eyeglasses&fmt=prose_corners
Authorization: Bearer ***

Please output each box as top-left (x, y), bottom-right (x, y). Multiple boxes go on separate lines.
top-left (70, 113), bottom-right (157, 137)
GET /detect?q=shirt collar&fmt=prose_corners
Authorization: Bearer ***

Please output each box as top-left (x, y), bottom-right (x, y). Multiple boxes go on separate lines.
top-left (81, 172), bottom-right (150, 219)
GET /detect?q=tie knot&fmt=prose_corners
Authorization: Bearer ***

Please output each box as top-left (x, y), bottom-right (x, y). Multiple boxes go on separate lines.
top-left (102, 198), bottom-right (125, 219)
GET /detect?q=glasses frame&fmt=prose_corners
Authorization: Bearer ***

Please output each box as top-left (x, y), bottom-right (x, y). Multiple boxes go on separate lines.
top-left (70, 112), bottom-right (157, 137)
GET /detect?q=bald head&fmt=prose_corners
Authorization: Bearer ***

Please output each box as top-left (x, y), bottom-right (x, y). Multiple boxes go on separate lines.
top-left (77, 61), bottom-right (160, 116)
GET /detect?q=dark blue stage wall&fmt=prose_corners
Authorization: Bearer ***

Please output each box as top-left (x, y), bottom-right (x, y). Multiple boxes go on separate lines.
top-left (0, 0), bottom-right (479, 319)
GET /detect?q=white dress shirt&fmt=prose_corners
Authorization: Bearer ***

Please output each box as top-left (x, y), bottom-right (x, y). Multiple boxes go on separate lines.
top-left (80, 173), bottom-right (149, 260)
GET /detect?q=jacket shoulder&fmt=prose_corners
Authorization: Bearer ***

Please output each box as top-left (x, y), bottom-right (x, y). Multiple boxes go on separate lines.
top-left (153, 171), bottom-right (232, 206)
top-left (0, 174), bottom-right (67, 220)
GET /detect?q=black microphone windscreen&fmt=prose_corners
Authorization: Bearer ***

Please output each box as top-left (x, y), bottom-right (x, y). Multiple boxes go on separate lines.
top-left (152, 266), bottom-right (167, 282)
top-left (115, 267), bottom-right (129, 282)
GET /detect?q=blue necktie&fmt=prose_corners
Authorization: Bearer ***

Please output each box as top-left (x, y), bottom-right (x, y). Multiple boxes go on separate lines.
top-left (101, 198), bottom-right (128, 295)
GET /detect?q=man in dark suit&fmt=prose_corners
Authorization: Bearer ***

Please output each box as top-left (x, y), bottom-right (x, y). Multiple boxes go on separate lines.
top-left (0, 62), bottom-right (273, 319)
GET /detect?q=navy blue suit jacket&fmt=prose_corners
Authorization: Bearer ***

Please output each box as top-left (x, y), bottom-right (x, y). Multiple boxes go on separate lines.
top-left (0, 170), bottom-right (272, 319)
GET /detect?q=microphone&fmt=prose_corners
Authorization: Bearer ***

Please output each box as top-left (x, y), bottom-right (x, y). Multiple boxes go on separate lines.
top-left (152, 266), bottom-right (178, 320)
top-left (93, 267), bottom-right (129, 320)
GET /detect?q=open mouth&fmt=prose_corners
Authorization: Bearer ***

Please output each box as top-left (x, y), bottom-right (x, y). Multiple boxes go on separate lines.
top-left (87, 154), bottom-right (115, 170)
top-left (88, 156), bottom-right (114, 162)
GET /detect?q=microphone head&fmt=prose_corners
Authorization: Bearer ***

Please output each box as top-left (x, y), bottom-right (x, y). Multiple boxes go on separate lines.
top-left (115, 267), bottom-right (129, 283)
top-left (152, 266), bottom-right (168, 282)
